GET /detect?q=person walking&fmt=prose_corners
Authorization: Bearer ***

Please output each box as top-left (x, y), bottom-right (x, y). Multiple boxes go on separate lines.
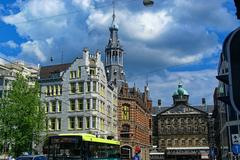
top-left (132, 146), bottom-right (141, 160)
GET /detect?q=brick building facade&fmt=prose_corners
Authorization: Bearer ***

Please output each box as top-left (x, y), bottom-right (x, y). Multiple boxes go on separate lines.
top-left (118, 84), bottom-right (152, 160)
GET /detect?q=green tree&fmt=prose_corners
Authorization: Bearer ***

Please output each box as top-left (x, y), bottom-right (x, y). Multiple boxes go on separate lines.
top-left (0, 74), bottom-right (46, 157)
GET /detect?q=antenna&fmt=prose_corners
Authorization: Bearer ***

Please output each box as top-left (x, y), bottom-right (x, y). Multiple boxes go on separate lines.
top-left (61, 48), bottom-right (63, 64)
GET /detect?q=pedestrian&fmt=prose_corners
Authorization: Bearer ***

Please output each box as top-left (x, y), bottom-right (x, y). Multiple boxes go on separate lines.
top-left (132, 146), bottom-right (141, 160)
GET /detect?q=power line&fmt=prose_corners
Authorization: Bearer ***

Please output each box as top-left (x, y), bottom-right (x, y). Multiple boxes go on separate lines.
top-left (7, 0), bottom-right (136, 25)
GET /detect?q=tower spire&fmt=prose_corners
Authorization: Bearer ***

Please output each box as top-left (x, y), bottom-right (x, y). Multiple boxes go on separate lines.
top-left (112, 0), bottom-right (115, 24)
top-left (104, 0), bottom-right (126, 89)
top-left (111, 0), bottom-right (117, 29)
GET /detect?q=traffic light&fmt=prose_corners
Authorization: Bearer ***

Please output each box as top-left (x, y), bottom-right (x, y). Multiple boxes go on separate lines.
top-left (226, 27), bottom-right (240, 112)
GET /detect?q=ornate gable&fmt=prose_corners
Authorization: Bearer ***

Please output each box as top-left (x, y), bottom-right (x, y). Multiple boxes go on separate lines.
top-left (160, 105), bottom-right (206, 115)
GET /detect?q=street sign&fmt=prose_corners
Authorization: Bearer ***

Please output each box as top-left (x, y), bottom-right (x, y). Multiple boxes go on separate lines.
top-left (232, 144), bottom-right (240, 155)
top-left (232, 134), bottom-right (240, 144)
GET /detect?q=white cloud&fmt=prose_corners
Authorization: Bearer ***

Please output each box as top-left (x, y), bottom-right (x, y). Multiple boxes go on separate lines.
top-left (72, 0), bottom-right (92, 10)
top-left (86, 9), bottom-right (111, 30)
top-left (129, 69), bottom-right (218, 106)
top-left (120, 10), bottom-right (172, 40)
top-left (0, 0), bottom-right (238, 105)
top-left (21, 41), bottom-right (47, 62)
top-left (1, 40), bottom-right (19, 49)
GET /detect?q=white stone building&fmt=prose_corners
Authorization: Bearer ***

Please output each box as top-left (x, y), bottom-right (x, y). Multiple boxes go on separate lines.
top-left (0, 61), bottom-right (39, 98)
top-left (39, 48), bottom-right (118, 139)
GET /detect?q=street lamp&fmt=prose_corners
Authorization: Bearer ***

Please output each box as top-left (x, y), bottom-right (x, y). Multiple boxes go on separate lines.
top-left (143, 0), bottom-right (154, 7)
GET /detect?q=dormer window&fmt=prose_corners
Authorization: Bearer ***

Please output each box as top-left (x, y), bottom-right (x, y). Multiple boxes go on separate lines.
top-left (70, 71), bottom-right (77, 79)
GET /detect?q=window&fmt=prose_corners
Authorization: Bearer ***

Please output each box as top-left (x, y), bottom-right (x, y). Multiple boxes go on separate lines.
top-left (68, 117), bottom-right (75, 130)
top-left (59, 85), bottom-right (62, 95)
top-left (189, 139), bottom-right (192, 145)
top-left (50, 101), bottom-right (56, 112)
top-left (87, 82), bottom-right (91, 92)
top-left (0, 78), bottom-right (3, 85)
top-left (58, 85), bottom-right (62, 95)
top-left (107, 105), bottom-right (111, 116)
top-left (86, 117), bottom-right (90, 129)
top-left (46, 85), bottom-right (62, 96)
top-left (48, 86), bottom-right (52, 96)
top-left (78, 99), bottom-right (83, 111)
top-left (50, 118), bottom-right (56, 130)
top-left (70, 71), bottom-right (77, 79)
top-left (77, 117), bottom-right (83, 129)
top-left (57, 118), bottom-right (61, 130)
top-left (53, 85), bottom-right (56, 96)
top-left (70, 83), bottom-right (76, 93)
top-left (55, 85), bottom-right (58, 95)
top-left (175, 139), bottom-right (178, 145)
top-left (78, 67), bottom-right (81, 78)
top-left (90, 67), bottom-right (96, 76)
top-left (92, 116), bottom-right (96, 128)
top-left (92, 98), bottom-right (96, 110)
top-left (86, 99), bottom-right (90, 110)
top-left (45, 102), bottom-right (49, 113)
top-left (195, 139), bottom-right (199, 145)
top-left (122, 105), bottom-right (130, 121)
top-left (46, 86), bottom-right (50, 96)
top-left (100, 118), bottom-right (104, 130)
top-left (78, 82), bottom-right (84, 93)
top-left (51, 86), bottom-right (54, 96)
top-left (70, 99), bottom-right (75, 111)
top-left (58, 101), bottom-right (62, 112)
top-left (93, 81), bottom-right (97, 92)
top-left (167, 139), bottom-right (171, 146)
top-left (99, 84), bottom-right (105, 96)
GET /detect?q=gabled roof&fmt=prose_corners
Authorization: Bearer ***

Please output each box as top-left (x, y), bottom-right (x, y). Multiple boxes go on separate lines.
top-left (157, 104), bottom-right (208, 117)
top-left (40, 63), bottom-right (71, 79)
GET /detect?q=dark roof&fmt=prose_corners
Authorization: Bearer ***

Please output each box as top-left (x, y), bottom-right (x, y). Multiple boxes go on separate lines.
top-left (196, 105), bottom-right (214, 113)
top-left (153, 104), bottom-right (214, 114)
top-left (40, 63), bottom-right (71, 79)
top-left (151, 106), bottom-right (169, 115)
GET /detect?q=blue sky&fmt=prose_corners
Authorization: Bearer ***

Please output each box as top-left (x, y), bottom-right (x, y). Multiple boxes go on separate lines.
top-left (0, 0), bottom-right (239, 106)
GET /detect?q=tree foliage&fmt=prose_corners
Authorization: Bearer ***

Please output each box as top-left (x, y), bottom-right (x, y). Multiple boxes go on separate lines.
top-left (0, 74), bottom-right (46, 157)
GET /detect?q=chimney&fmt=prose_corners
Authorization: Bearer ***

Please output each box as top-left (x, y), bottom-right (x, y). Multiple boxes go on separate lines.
top-left (202, 98), bottom-right (206, 105)
top-left (158, 99), bottom-right (161, 107)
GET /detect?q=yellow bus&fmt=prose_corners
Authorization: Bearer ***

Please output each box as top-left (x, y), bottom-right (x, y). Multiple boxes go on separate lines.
top-left (44, 133), bottom-right (120, 160)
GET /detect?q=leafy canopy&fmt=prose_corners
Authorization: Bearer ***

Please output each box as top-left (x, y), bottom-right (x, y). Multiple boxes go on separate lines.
top-left (0, 74), bottom-right (46, 157)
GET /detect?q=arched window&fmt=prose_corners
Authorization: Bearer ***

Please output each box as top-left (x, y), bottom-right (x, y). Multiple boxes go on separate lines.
top-left (122, 104), bottom-right (130, 121)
